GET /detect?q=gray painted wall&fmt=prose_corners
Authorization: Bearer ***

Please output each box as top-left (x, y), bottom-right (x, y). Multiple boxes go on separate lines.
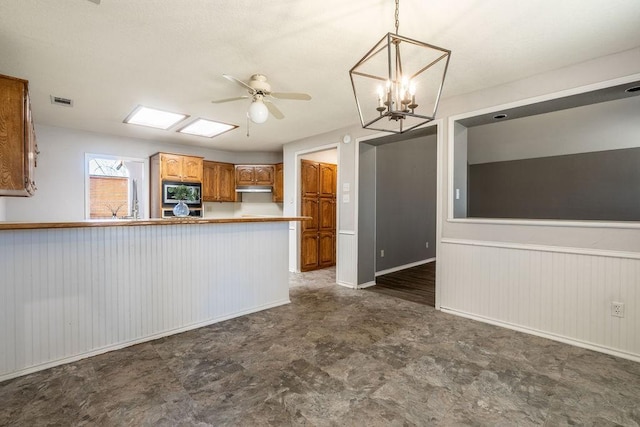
top-left (358, 143), bottom-right (376, 285)
top-left (376, 134), bottom-right (437, 272)
top-left (468, 147), bottom-right (640, 221)
top-left (467, 95), bottom-right (640, 165)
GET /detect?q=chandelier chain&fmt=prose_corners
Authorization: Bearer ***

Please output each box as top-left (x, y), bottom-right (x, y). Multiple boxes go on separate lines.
top-left (394, 0), bottom-right (400, 34)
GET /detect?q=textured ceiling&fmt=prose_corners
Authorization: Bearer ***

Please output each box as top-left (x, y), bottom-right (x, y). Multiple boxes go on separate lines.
top-left (1, 0), bottom-right (639, 152)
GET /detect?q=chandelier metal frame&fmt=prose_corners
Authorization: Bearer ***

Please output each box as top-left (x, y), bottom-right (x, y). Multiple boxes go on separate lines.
top-left (349, 0), bottom-right (451, 133)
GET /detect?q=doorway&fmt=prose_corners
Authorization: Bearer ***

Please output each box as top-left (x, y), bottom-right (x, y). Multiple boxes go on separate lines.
top-left (357, 126), bottom-right (439, 305)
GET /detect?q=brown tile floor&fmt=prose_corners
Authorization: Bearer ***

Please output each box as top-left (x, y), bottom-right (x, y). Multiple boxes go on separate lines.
top-left (368, 262), bottom-right (436, 307)
top-left (1, 268), bottom-right (639, 426)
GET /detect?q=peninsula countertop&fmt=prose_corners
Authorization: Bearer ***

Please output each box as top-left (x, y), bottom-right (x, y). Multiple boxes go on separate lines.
top-left (0, 216), bottom-right (311, 231)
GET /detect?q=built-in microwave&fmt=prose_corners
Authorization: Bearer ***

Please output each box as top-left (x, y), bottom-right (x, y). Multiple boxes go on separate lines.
top-left (162, 181), bottom-right (202, 206)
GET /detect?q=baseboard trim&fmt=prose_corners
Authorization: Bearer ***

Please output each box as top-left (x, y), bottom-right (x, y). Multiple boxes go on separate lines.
top-left (337, 281), bottom-right (357, 289)
top-left (0, 299), bottom-right (291, 383)
top-left (357, 281), bottom-right (376, 289)
top-left (375, 257), bottom-right (435, 277)
top-left (440, 307), bottom-right (640, 363)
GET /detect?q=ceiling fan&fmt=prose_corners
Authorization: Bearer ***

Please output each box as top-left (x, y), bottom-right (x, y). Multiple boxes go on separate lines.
top-left (212, 74), bottom-right (311, 124)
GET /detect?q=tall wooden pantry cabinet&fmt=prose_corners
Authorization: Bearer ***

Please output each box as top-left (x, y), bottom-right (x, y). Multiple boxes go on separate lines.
top-left (300, 160), bottom-right (337, 271)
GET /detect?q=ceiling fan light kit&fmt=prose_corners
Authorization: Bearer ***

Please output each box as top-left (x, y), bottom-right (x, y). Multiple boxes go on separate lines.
top-left (248, 96), bottom-right (269, 124)
top-left (349, 0), bottom-right (451, 134)
top-left (212, 74), bottom-right (311, 124)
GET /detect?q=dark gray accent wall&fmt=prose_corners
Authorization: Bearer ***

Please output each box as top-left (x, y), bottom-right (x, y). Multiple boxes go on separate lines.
top-left (376, 135), bottom-right (437, 272)
top-left (468, 147), bottom-right (640, 221)
top-left (358, 143), bottom-right (376, 285)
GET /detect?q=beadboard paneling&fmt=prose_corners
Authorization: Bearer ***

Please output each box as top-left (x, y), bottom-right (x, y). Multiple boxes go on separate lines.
top-left (440, 239), bottom-right (640, 361)
top-left (337, 231), bottom-right (357, 288)
top-left (0, 221), bottom-right (290, 381)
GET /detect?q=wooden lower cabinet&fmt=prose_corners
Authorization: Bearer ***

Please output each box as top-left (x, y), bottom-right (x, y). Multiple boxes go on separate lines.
top-left (318, 231), bottom-right (336, 268)
top-left (301, 230), bottom-right (335, 271)
top-left (301, 231), bottom-right (320, 271)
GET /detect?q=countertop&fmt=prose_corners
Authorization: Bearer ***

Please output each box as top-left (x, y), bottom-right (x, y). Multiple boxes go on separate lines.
top-left (0, 216), bottom-right (311, 231)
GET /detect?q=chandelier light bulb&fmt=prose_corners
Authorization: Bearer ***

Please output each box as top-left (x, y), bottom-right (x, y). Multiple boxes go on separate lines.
top-left (409, 82), bottom-right (416, 96)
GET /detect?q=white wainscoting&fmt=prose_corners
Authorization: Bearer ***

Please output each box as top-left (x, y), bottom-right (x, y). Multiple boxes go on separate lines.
top-left (337, 230), bottom-right (357, 288)
top-left (0, 221), bottom-right (290, 381)
top-left (440, 239), bottom-right (640, 362)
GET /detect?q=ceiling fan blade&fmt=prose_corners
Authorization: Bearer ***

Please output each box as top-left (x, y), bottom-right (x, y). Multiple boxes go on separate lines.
top-left (211, 95), bottom-right (250, 104)
top-left (223, 74), bottom-right (254, 92)
top-left (270, 92), bottom-right (311, 101)
top-left (264, 100), bottom-right (285, 120)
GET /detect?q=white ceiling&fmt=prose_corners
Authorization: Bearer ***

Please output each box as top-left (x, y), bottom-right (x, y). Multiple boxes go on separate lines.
top-left (1, 0), bottom-right (639, 152)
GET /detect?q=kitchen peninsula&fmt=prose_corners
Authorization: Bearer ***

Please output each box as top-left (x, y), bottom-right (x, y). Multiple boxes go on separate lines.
top-left (0, 216), bottom-right (307, 381)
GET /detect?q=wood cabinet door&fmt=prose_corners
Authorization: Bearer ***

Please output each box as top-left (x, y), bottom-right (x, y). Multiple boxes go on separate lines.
top-left (273, 163), bottom-right (283, 202)
top-left (182, 156), bottom-right (203, 182)
top-left (235, 165), bottom-right (255, 186)
top-left (319, 198), bottom-right (336, 231)
top-left (320, 163), bottom-right (337, 197)
top-left (318, 231), bottom-right (336, 268)
top-left (301, 160), bottom-right (319, 197)
top-left (161, 154), bottom-right (183, 181)
top-left (301, 197), bottom-right (319, 232)
top-left (217, 163), bottom-right (236, 202)
top-left (0, 76), bottom-right (26, 193)
top-left (202, 161), bottom-right (217, 201)
top-left (301, 231), bottom-right (319, 272)
top-left (254, 165), bottom-right (274, 185)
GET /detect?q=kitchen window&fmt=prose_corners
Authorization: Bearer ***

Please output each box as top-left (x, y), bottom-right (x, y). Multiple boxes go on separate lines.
top-left (85, 154), bottom-right (147, 219)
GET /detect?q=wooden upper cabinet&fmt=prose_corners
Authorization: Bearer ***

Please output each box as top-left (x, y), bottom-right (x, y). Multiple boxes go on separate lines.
top-left (217, 163), bottom-right (236, 201)
top-left (254, 165), bottom-right (274, 185)
top-left (203, 161), bottom-right (235, 202)
top-left (273, 163), bottom-right (283, 203)
top-left (182, 156), bottom-right (203, 182)
top-left (235, 165), bottom-right (275, 186)
top-left (158, 153), bottom-right (203, 182)
top-left (235, 165), bottom-right (255, 186)
top-left (0, 74), bottom-right (38, 197)
top-left (320, 163), bottom-right (337, 198)
top-left (301, 160), bottom-right (320, 197)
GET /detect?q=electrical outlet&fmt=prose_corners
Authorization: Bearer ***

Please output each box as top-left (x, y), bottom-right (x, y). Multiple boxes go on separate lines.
top-left (380, 249), bottom-right (385, 258)
top-left (426, 242), bottom-right (429, 249)
top-left (611, 302), bottom-right (624, 318)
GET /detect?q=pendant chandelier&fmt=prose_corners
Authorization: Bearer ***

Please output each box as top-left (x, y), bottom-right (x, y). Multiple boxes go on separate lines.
top-left (349, 0), bottom-right (451, 133)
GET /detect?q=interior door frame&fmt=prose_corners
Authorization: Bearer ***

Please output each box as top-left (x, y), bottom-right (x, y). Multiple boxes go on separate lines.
top-left (354, 119), bottom-right (443, 309)
top-left (292, 143), bottom-right (340, 273)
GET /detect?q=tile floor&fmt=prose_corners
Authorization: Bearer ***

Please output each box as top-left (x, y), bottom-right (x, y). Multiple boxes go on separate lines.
top-left (1, 268), bottom-right (639, 426)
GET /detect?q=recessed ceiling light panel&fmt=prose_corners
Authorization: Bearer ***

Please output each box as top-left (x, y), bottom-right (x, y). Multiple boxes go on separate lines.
top-left (124, 105), bottom-right (188, 130)
top-left (178, 118), bottom-right (238, 138)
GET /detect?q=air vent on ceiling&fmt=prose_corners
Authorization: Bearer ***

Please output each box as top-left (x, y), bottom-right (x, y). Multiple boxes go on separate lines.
top-left (50, 95), bottom-right (74, 107)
